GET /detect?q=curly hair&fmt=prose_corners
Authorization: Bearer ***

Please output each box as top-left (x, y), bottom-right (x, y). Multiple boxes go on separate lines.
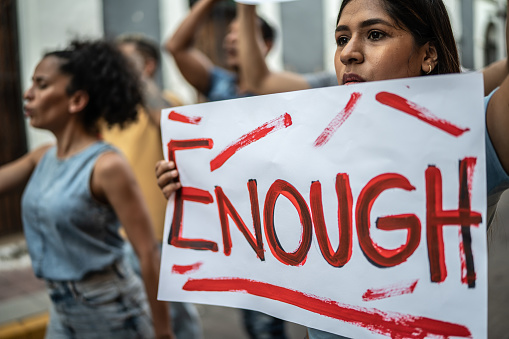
top-left (44, 39), bottom-right (142, 132)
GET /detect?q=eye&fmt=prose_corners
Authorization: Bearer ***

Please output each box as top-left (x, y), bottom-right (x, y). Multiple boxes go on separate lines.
top-left (368, 30), bottom-right (385, 41)
top-left (336, 35), bottom-right (349, 47)
top-left (34, 78), bottom-right (48, 89)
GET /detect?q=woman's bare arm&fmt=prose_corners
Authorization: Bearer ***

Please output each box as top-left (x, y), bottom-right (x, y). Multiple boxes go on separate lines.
top-left (0, 144), bottom-right (52, 195)
top-left (237, 3), bottom-right (310, 95)
top-left (93, 152), bottom-right (175, 339)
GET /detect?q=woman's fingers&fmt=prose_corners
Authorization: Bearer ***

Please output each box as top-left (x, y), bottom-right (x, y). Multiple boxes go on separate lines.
top-left (155, 160), bottom-right (181, 199)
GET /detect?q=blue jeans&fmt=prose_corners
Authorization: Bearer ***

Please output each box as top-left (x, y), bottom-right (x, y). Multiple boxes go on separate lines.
top-left (242, 309), bottom-right (288, 339)
top-left (123, 242), bottom-right (203, 339)
top-left (45, 259), bottom-right (154, 338)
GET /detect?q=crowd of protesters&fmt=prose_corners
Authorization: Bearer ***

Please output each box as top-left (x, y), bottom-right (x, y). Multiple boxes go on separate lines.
top-left (1, 0), bottom-right (508, 338)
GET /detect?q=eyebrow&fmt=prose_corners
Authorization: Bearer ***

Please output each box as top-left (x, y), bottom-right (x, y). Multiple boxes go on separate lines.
top-left (336, 18), bottom-right (395, 32)
top-left (33, 75), bottom-right (47, 82)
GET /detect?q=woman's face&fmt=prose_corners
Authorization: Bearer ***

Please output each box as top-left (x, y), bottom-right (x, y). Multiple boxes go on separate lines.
top-left (23, 56), bottom-right (72, 131)
top-left (334, 0), bottom-right (428, 85)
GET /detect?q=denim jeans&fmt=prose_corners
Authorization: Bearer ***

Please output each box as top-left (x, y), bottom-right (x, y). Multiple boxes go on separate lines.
top-left (45, 259), bottom-right (154, 338)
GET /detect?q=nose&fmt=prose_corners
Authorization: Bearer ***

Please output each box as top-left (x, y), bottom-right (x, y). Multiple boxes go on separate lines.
top-left (23, 86), bottom-right (34, 101)
top-left (339, 36), bottom-right (364, 65)
top-left (223, 31), bottom-right (237, 48)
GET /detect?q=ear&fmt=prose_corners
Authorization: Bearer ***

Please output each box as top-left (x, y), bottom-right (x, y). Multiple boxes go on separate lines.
top-left (68, 90), bottom-right (89, 114)
top-left (264, 40), bottom-right (274, 54)
top-left (143, 57), bottom-right (157, 78)
top-left (421, 42), bottom-right (438, 74)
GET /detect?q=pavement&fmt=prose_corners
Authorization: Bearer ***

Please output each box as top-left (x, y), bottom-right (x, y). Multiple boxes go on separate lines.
top-left (1, 195), bottom-right (509, 339)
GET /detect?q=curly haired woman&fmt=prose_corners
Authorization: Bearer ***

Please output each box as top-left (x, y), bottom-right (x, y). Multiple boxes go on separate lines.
top-left (0, 40), bottom-right (175, 339)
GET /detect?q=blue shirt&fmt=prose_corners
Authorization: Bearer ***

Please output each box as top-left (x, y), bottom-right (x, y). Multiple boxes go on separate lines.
top-left (22, 142), bottom-right (124, 281)
top-left (205, 67), bottom-right (252, 102)
top-left (485, 89), bottom-right (509, 227)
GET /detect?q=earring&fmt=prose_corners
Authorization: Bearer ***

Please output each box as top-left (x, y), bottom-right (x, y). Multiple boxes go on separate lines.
top-left (426, 64), bottom-right (433, 74)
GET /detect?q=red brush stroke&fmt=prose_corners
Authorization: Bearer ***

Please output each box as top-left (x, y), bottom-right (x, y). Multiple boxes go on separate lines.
top-left (314, 92), bottom-right (362, 147)
top-left (183, 278), bottom-right (471, 339)
top-left (263, 180), bottom-right (312, 266)
top-left (425, 161), bottom-right (481, 284)
top-left (356, 174), bottom-right (421, 267)
top-left (376, 92), bottom-right (469, 137)
top-left (172, 262), bottom-right (203, 274)
top-left (168, 111), bottom-right (202, 125)
top-left (210, 113), bottom-right (292, 172)
top-left (458, 157), bottom-right (478, 287)
top-left (362, 280), bottom-right (419, 301)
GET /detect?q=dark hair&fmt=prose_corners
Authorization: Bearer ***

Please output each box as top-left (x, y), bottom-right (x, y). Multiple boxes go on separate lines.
top-left (222, 5), bottom-right (276, 43)
top-left (44, 40), bottom-right (142, 132)
top-left (337, 0), bottom-right (461, 75)
top-left (116, 33), bottom-right (161, 65)
top-left (259, 17), bottom-right (276, 44)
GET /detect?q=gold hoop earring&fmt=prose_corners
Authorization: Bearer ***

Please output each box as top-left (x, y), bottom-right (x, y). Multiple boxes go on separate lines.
top-left (426, 64), bottom-right (432, 74)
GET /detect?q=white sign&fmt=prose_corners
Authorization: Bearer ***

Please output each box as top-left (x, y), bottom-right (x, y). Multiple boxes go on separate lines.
top-left (159, 73), bottom-right (487, 338)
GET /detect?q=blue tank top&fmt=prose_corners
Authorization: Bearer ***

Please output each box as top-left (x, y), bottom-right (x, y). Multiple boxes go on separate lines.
top-left (21, 142), bottom-right (124, 281)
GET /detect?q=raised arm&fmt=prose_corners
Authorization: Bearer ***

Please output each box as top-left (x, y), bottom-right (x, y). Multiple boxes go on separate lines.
top-left (237, 3), bottom-right (310, 95)
top-left (165, 0), bottom-right (221, 95)
top-left (0, 145), bottom-right (51, 195)
top-left (482, 58), bottom-right (508, 96)
top-left (93, 152), bottom-right (175, 339)
top-left (482, 2), bottom-right (509, 96)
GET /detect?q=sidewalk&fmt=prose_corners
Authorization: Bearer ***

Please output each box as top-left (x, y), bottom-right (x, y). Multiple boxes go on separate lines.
top-left (0, 233), bottom-right (49, 339)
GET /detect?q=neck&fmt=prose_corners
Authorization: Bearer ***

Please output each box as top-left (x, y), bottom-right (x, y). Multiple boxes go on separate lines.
top-left (53, 119), bottom-right (99, 159)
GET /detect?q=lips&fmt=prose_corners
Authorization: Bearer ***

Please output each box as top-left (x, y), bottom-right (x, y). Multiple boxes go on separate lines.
top-left (24, 106), bottom-right (33, 118)
top-left (342, 73), bottom-right (365, 85)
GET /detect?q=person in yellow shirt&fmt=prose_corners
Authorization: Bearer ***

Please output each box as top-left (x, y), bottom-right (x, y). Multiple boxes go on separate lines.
top-left (102, 33), bottom-right (203, 339)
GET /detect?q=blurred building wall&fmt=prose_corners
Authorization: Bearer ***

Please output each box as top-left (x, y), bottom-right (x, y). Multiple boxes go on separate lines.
top-left (17, 0), bottom-right (103, 150)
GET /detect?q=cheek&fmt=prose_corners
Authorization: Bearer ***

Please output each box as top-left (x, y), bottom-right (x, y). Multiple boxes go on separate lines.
top-left (371, 48), bottom-right (409, 79)
top-left (40, 92), bottom-right (69, 115)
top-left (334, 50), bottom-right (342, 73)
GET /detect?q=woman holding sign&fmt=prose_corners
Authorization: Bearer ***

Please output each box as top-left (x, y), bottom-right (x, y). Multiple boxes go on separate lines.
top-left (159, 0), bottom-right (509, 231)
top-left (157, 0), bottom-right (509, 338)
top-left (0, 40), bottom-right (174, 338)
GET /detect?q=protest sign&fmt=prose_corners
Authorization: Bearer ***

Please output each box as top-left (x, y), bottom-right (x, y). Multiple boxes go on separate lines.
top-left (158, 72), bottom-right (487, 338)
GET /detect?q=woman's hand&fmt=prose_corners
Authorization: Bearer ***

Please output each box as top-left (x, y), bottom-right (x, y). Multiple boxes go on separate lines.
top-left (155, 160), bottom-right (181, 199)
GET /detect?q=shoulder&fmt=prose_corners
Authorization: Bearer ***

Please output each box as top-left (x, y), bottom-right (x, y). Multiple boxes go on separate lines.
top-left (485, 88), bottom-right (498, 110)
top-left (91, 150), bottom-right (137, 202)
top-left (93, 151), bottom-right (132, 181)
top-left (30, 144), bottom-right (54, 166)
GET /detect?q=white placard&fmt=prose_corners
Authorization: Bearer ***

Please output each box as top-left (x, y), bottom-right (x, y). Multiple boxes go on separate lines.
top-left (159, 72), bottom-right (487, 338)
